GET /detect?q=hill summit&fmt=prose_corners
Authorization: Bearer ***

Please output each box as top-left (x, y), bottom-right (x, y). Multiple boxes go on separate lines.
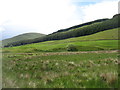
top-left (2, 33), bottom-right (46, 47)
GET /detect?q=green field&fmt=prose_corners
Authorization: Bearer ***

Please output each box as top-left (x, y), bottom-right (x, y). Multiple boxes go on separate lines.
top-left (2, 51), bottom-right (119, 88)
top-left (2, 28), bottom-right (119, 53)
top-left (3, 40), bottom-right (118, 53)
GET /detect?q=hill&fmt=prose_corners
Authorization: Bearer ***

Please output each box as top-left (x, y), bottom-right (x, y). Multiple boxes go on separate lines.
top-left (2, 33), bottom-right (46, 47)
top-left (3, 28), bottom-right (119, 53)
top-left (3, 14), bottom-right (120, 47)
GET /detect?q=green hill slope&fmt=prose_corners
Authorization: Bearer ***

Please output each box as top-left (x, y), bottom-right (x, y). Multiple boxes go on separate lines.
top-left (3, 28), bottom-right (119, 53)
top-left (2, 33), bottom-right (46, 46)
top-left (63, 27), bottom-right (118, 42)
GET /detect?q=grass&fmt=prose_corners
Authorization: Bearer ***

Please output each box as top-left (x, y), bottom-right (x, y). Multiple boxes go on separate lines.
top-left (2, 28), bottom-right (119, 88)
top-left (2, 28), bottom-right (119, 53)
top-left (2, 51), bottom-right (119, 88)
top-left (2, 40), bottom-right (118, 53)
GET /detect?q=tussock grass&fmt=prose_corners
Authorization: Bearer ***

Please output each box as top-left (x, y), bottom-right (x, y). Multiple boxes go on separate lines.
top-left (3, 52), bottom-right (118, 88)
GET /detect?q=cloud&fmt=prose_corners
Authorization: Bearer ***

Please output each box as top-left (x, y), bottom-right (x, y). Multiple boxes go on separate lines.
top-left (77, 0), bottom-right (118, 23)
top-left (0, 0), bottom-right (82, 34)
top-left (0, 0), bottom-right (119, 39)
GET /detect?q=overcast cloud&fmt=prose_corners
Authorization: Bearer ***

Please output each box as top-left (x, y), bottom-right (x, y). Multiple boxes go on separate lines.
top-left (0, 0), bottom-right (119, 39)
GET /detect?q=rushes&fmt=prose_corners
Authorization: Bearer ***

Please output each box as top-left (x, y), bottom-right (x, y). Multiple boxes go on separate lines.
top-left (2, 52), bottom-right (118, 88)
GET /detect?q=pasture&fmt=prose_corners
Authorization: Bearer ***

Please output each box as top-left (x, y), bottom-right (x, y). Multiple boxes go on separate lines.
top-left (2, 40), bottom-right (118, 53)
top-left (2, 28), bottom-right (119, 53)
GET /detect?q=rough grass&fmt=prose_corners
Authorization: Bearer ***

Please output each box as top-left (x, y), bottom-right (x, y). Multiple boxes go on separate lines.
top-left (2, 51), bottom-right (119, 88)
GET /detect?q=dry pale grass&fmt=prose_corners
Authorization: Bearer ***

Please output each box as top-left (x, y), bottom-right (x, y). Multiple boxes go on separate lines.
top-left (100, 72), bottom-right (118, 85)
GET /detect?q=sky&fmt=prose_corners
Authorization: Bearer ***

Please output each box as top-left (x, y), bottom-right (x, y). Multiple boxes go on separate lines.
top-left (0, 0), bottom-right (119, 40)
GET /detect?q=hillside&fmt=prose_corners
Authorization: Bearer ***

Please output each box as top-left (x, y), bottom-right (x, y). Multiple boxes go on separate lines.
top-left (3, 28), bottom-right (119, 88)
top-left (2, 33), bottom-right (46, 47)
top-left (65, 28), bottom-right (118, 41)
top-left (3, 28), bottom-right (119, 53)
top-left (3, 14), bottom-right (120, 47)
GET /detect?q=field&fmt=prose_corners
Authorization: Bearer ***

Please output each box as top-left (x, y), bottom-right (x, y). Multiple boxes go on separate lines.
top-left (2, 51), bottom-right (119, 88)
top-left (2, 28), bottom-right (119, 53)
top-left (2, 40), bottom-right (118, 53)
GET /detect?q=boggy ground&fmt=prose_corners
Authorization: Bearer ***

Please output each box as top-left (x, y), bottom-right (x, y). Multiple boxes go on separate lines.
top-left (2, 50), bottom-right (119, 88)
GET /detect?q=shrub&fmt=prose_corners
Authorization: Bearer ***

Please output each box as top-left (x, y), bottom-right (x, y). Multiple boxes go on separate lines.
top-left (66, 44), bottom-right (78, 51)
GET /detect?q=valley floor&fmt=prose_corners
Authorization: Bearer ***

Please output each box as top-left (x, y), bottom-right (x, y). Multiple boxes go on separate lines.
top-left (2, 50), bottom-right (119, 88)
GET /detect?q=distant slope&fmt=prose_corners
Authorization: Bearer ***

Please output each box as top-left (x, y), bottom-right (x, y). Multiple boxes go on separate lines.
top-left (3, 14), bottom-right (120, 47)
top-left (3, 28), bottom-right (119, 53)
top-left (2, 33), bottom-right (46, 46)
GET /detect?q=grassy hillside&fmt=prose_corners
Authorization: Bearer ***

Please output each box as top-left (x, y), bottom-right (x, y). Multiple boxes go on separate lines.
top-left (3, 28), bottom-right (119, 53)
top-left (63, 27), bottom-right (118, 41)
top-left (3, 14), bottom-right (120, 47)
top-left (2, 33), bottom-right (46, 46)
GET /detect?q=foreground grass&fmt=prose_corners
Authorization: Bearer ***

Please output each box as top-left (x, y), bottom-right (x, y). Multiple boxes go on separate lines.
top-left (3, 51), bottom-right (119, 88)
